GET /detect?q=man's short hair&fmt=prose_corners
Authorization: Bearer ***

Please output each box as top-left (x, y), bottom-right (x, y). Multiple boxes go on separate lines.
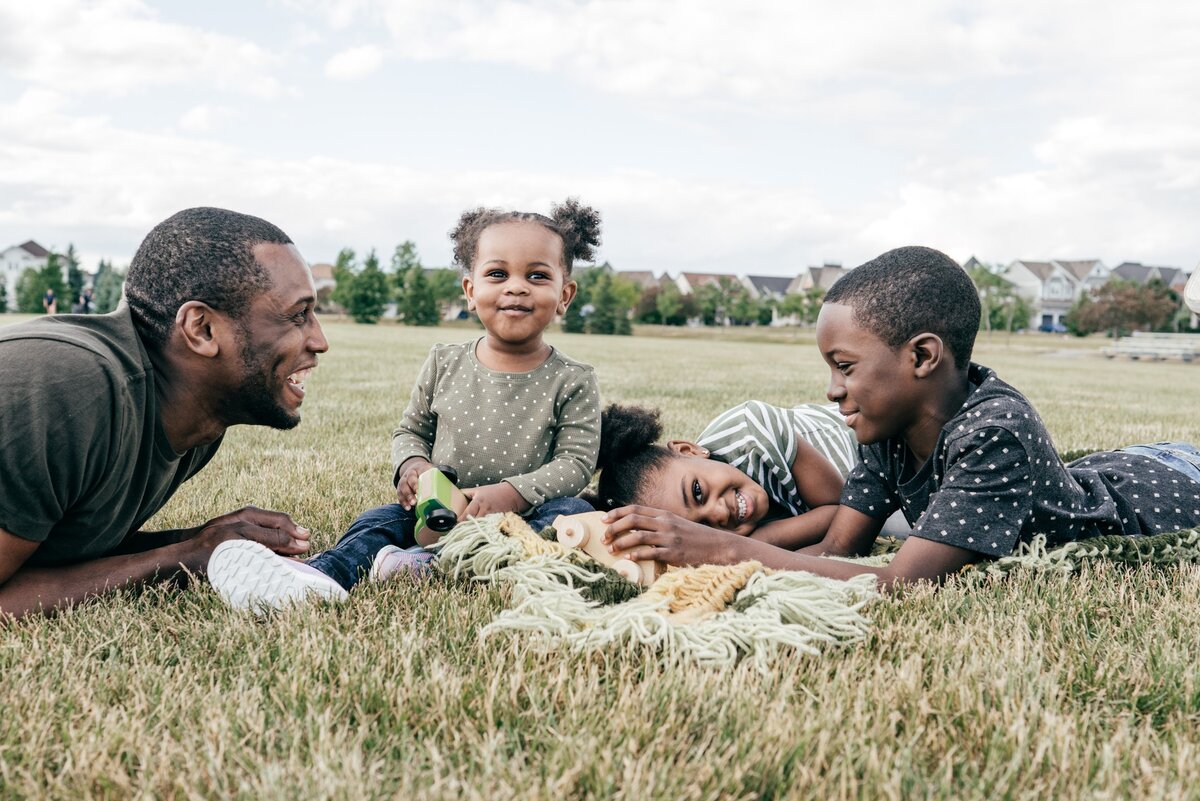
top-left (824, 246), bottom-right (981, 368)
top-left (125, 207), bottom-right (293, 348)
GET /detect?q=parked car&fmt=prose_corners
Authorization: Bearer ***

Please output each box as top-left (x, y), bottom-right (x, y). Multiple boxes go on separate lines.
top-left (1037, 321), bottom-right (1068, 333)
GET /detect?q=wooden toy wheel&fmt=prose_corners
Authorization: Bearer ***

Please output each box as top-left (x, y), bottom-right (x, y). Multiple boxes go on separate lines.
top-left (611, 559), bottom-right (641, 584)
top-left (555, 518), bottom-right (590, 548)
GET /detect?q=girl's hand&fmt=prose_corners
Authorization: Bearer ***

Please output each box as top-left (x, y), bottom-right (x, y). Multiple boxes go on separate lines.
top-left (395, 458), bottom-right (434, 510)
top-left (601, 505), bottom-right (747, 566)
top-left (462, 482), bottom-right (530, 518)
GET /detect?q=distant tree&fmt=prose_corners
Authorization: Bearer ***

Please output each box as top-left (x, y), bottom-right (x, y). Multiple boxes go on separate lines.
top-left (428, 268), bottom-right (463, 319)
top-left (399, 267), bottom-right (439, 326)
top-left (17, 255), bottom-right (69, 313)
top-left (0, 280), bottom-right (7, 313)
top-left (562, 298), bottom-right (585, 333)
top-left (778, 287), bottom-right (825, 325)
top-left (390, 241), bottom-right (420, 274)
top-left (64, 243), bottom-right (85, 308)
top-left (755, 297), bottom-right (775, 326)
top-left (92, 259), bottom-right (125, 313)
top-left (635, 286), bottom-right (662, 324)
top-left (330, 248), bottom-right (357, 313)
top-left (1065, 279), bottom-right (1177, 338)
top-left (345, 249), bottom-right (390, 324)
top-left (655, 282), bottom-right (686, 326)
top-left (587, 271), bottom-right (618, 335)
top-left (968, 263), bottom-right (1032, 333)
top-left (728, 284), bottom-right (758, 326)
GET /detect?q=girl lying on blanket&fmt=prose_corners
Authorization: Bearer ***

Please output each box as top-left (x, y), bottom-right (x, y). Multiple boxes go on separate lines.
top-left (592, 401), bottom-right (907, 549)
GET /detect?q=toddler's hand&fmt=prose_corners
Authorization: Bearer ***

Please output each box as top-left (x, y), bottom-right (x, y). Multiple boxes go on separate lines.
top-left (461, 482), bottom-right (530, 518)
top-left (395, 458), bottom-right (434, 509)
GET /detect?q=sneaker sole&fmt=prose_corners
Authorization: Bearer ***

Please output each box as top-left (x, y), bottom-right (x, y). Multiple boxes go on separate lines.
top-left (208, 540), bottom-right (349, 613)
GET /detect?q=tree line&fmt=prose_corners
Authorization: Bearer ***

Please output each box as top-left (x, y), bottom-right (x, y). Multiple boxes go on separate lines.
top-left (4, 245), bottom-right (125, 315)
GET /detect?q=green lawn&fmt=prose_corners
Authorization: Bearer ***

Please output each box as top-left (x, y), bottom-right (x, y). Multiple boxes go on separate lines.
top-left (3, 316), bottom-right (1200, 800)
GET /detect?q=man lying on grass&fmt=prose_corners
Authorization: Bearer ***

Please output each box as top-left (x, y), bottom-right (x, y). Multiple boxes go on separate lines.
top-left (602, 246), bottom-right (1200, 587)
top-left (0, 208), bottom-right (326, 619)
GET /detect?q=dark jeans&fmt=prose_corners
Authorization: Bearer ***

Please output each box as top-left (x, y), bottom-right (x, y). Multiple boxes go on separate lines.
top-left (308, 495), bottom-right (594, 591)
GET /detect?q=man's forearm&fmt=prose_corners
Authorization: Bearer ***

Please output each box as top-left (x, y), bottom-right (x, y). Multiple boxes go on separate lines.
top-left (0, 540), bottom-right (204, 620)
top-left (108, 527), bottom-right (199, 555)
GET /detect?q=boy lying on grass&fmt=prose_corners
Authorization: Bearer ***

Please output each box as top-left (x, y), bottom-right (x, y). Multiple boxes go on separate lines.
top-left (602, 246), bottom-right (1200, 589)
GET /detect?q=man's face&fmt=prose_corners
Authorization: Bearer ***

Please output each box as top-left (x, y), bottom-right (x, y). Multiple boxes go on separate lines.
top-left (815, 302), bottom-right (919, 446)
top-left (225, 243), bottom-right (328, 430)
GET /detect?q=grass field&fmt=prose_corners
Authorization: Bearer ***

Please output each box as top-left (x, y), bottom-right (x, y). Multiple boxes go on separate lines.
top-left (3, 315), bottom-right (1200, 800)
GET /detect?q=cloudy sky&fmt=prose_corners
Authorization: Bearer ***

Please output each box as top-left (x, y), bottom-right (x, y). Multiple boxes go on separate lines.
top-left (1, 0), bottom-right (1198, 276)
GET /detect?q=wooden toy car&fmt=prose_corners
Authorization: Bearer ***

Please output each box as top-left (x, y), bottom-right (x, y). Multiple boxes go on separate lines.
top-left (552, 511), bottom-right (665, 587)
top-left (414, 466), bottom-right (469, 547)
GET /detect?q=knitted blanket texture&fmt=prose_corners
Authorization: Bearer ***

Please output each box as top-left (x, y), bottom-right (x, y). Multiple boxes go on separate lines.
top-left (432, 513), bottom-right (1200, 669)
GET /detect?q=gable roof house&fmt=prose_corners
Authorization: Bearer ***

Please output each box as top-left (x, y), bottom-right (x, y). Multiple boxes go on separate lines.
top-left (1112, 262), bottom-right (1189, 294)
top-left (741, 274), bottom-right (792, 301)
top-left (673, 271), bottom-right (739, 296)
top-left (1, 240), bottom-right (60, 311)
top-left (786, 263), bottom-right (848, 295)
top-left (1003, 259), bottom-right (1110, 329)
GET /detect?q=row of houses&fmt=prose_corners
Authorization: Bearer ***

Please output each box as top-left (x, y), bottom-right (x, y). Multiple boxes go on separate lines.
top-left (6, 239), bottom-right (1196, 329)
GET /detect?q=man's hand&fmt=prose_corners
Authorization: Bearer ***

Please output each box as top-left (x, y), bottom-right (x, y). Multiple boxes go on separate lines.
top-left (601, 505), bottom-right (745, 566)
top-left (189, 506), bottom-right (310, 557)
top-left (461, 482), bottom-right (530, 518)
top-left (395, 458), bottom-right (434, 510)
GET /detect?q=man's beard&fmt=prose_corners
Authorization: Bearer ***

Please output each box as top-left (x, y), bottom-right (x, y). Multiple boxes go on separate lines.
top-left (224, 328), bottom-right (301, 430)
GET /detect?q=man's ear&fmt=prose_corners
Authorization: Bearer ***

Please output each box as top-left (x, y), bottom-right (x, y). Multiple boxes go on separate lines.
top-left (175, 301), bottom-right (224, 358)
top-left (908, 332), bottom-right (946, 378)
top-left (558, 279), bottom-right (578, 316)
top-left (461, 274), bottom-right (476, 312)
top-left (666, 440), bottom-right (710, 458)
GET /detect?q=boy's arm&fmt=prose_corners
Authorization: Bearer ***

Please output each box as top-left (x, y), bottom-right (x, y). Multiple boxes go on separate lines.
top-left (797, 505), bottom-right (886, 556)
top-left (603, 507), bottom-right (976, 591)
top-left (746, 436), bottom-right (855, 550)
top-left (749, 506), bottom-right (838, 550)
top-left (502, 370), bottom-right (601, 507)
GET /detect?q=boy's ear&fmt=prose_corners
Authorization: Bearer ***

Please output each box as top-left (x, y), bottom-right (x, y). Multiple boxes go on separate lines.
top-left (908, 332), bottom-right (946, 378)
top-left (666, 440), bottom-right (710, 458)
top-left (461, 274), bottom-right (476, 312)
top-left (174, 301), bottom-right (225, 358)
top-left (558, 279), bottom-right (578, 316)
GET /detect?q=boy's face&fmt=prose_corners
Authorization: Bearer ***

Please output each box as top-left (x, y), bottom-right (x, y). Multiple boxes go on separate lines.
top-left (815, 302), bottom-right (920, 445)
top-left (462, 221), bottom-right (576, 349)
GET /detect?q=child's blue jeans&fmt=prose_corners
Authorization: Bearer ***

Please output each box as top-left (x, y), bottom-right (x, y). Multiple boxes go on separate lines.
top-left (1120, 441), bottom-right (1200, 486)
top-left (307, 496), bottom-right (594, 592)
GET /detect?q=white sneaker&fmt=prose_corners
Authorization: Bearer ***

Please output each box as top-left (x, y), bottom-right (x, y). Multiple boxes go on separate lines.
top-left (208, 540), bottom-right (349, 612)
top-left (369, 545), bottom-right (436, 582)
top-left (1185, 269), bottom-right (1200, 314)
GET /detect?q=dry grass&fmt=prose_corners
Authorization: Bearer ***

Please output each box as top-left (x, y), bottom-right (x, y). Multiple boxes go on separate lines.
top-left (3, 316), bottom-right (1200, 800)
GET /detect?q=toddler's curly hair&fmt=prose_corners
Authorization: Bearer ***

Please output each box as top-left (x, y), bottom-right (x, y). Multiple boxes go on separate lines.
top-left (449, 198), bottom-right (601, 276)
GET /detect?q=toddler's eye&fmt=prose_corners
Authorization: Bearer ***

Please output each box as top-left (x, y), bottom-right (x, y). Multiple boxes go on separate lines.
top-left (691, 479), bottom-right (703, 504)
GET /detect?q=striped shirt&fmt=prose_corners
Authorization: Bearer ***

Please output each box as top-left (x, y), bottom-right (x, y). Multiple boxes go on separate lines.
top-left (696, 401), bottom-right (857, 516)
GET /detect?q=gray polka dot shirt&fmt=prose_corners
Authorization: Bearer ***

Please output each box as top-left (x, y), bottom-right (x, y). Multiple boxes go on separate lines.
top-left (391, 339), bottom-right (601, 507)
top-left (840, 363), bottom-right (1200, 557)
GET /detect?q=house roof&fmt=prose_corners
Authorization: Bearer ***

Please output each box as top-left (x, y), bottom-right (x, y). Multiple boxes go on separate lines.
top-left (1012, 260), bottom-right (1056, 281)
top-left (1114, 262), bottom-right (1187, 288)
top-left (1055, 259), bottom-right (1103, 281)
top-left (310, 263), bottom-right (334, 281)
top-left (680, 272), bottom-right (738, 288)
top-left (617, 270), bottom-right (660, 289)
top-left (10, 240), bottom-right (50, 258)
top-left (744, 275), bottom-right (792, 296)
top-left (961, 255), bottom-right (984, 271)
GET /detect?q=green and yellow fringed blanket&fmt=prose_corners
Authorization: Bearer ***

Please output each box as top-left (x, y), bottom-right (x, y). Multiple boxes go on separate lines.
top-left (432, 513), bottom-right (1200, 669)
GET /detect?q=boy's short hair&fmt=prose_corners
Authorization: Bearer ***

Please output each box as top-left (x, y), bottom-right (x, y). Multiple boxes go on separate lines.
top-left (824, 246), bottom-right (981, 368)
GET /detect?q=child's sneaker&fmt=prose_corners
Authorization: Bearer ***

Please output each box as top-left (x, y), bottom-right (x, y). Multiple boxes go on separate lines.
top-left (208, 540), bottom-right (349, 612)
top-left (369, 545), bottom-right (435, 582)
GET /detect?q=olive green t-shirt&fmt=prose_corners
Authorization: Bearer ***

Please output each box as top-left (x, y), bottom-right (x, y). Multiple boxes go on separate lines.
top-left (0, 307), bottom-right (222, 566)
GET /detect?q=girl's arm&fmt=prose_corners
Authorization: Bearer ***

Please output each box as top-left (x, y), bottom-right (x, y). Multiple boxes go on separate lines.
top-left (746, 437), bottom-right (848, 549)
top-left (602, 505), bottom-right (976, 591)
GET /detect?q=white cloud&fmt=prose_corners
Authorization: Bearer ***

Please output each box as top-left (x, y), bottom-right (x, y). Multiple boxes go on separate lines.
top-left (0, 0), bottom-right (287, 97)
top-left (178, 105), bottom-right (233, 133)
top-left (324, 45), bottom-right (385, 80)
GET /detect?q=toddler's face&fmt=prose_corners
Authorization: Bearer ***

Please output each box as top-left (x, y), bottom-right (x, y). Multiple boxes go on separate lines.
top-left (637, 454), bottom-right (770, 537)
top-left (463, 222), bottom-right (576, 349)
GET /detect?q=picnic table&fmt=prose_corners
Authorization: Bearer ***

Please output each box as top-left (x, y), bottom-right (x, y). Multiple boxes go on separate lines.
top-left (1101, 332), bottom-right (1200, 362)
